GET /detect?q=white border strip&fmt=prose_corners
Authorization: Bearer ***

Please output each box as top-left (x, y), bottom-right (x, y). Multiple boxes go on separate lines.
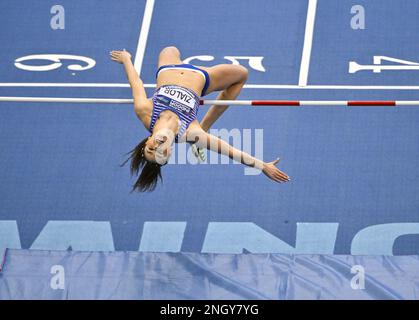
top-left (0, 97), bottom-right (133, 103)
top-left (244, 84), bottom-right (419, 90)
top-left (2, 83), bottom-right (419, 90)
top-left (0, 83), bottom-right (131, 87)
top-left (298, 0), bottom-right (318, 87)
top-left (133, 0), bottom-right (155, 76)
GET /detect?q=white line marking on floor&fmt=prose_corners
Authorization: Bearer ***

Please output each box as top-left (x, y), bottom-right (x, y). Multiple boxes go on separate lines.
top-left (298, 0), bottom-right (318, 87)
top-left (133, 0), bottom-right (155, 76)
top-left (2, 83), bottom-right (419, 90)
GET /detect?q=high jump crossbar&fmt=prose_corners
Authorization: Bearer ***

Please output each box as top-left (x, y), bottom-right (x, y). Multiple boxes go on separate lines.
top-left (0, 96), bottom-right (419, 106)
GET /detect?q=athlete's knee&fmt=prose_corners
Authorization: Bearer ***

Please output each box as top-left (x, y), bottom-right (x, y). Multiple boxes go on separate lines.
top-left (160, 46), bottom-right (180, 57)
top-left (236, 65), bottom-right (249, 83)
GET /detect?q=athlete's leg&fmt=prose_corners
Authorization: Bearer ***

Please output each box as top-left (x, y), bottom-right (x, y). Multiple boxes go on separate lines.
top-left (157, 46), bottom-right (182, 68)
top-left (198, 64), bottom-right (248, 131)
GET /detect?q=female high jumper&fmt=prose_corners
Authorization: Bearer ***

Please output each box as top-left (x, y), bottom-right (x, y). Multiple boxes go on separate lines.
top-left (110, 46), bottom-right (290, 191)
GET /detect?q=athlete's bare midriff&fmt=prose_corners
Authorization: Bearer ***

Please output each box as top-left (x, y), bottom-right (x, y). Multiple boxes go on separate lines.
top-left (156, 68), bottom-right (207, 97)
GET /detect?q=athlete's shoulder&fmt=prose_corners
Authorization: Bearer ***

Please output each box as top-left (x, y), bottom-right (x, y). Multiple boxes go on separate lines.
top-left (134, 98), bottom-right (153, 129)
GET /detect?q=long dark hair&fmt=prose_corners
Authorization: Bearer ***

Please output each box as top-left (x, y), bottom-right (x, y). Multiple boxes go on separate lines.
top-left (121, 137), bottom-right (162, 192)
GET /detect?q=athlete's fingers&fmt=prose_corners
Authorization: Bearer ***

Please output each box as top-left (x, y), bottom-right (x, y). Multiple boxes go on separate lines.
top-left (281, 174), bottom-right (290, 182)
top-left (276, 172), bottom-right (285, 182)
top-left (281, 172), bottom-right (290, 180)
top-left (278, 169), bottom-right (289, 179)
top-left (270, 171), bottom-right (283, 183)
top-left (277, 171), bottom-right (290, 182)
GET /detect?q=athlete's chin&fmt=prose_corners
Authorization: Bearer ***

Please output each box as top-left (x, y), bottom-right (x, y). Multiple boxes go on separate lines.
top-left (155, 153), bottom-right (171, 166)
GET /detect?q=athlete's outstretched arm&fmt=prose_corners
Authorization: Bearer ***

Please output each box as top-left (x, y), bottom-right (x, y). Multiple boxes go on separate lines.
top-left (110, 50), bottom-right (150, 125)
top-left (190, 130), bottom-right (290, 183)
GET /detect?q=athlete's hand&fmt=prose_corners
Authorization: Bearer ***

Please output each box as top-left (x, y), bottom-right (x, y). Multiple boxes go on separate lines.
top-left (110, 49), bottom-right (132, 64)
top-left (262, 159), bottom-right (290, 183)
